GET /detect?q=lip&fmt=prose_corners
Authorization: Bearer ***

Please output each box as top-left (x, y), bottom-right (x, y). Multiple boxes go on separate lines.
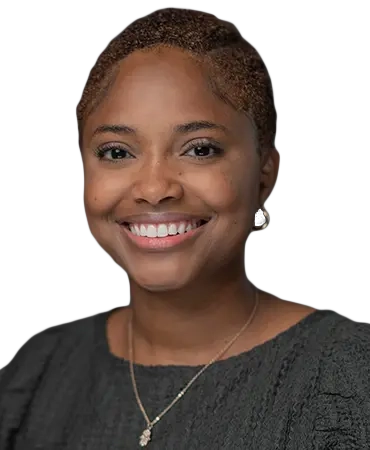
top-left (118, 219), bottom-right (211, 251)
top-left (117, 212), bottom-right (212, 225)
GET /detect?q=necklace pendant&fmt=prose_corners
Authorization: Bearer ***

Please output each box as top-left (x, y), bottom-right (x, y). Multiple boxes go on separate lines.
top-left (139, 427), bottom-right (152, 447)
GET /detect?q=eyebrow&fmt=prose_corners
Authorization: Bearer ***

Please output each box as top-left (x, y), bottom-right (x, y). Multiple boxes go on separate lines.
top-left (91, 120), bottom-right (230, 138)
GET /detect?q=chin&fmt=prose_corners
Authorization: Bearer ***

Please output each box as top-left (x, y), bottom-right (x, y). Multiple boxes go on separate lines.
top-left (137, 281), bottom-right (185, 292)
top-left (127, 263), bottom-right (194, 292)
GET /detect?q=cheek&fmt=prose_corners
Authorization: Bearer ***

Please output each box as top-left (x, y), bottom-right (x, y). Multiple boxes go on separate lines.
top-left (197, 166), bottom-right (254, 214)
top-left (84, 170), bottom-right (125, 218)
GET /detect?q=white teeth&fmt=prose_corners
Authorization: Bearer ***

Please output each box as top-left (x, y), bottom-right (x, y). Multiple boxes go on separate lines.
top-left (129, 225), bottom-right (137, 235)
top-left (177, 223), bottom-right (186, 234)
top-left (140, 224), bottom-right (147, 237)
top-left (126, 220), bottom-right (206, 238)
top-left (157, 224), bottom-right (168, 237)
top-left (168, 223), bottom-right (177, 235)
top-left (146, 225), bottom-right (157, 238)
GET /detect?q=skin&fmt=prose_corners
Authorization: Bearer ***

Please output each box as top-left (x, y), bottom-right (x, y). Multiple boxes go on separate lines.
top-left (81, 47), bottom-right (315, 366)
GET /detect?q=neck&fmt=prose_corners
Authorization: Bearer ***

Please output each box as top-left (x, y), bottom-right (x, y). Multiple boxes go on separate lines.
top-left (126, 260), bottom-right (260, 366)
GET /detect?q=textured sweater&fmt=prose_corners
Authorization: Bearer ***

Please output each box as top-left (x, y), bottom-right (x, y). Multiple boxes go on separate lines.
top-left (1, 307), bottom-right (370, 449)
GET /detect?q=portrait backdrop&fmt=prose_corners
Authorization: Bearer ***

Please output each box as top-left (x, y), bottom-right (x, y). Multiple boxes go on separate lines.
top-left (0, 1), bottom-right (369, 369)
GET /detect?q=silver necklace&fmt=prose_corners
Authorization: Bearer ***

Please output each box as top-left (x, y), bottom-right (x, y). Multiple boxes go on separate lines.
top-left (128, 288), bottom-right (259, 447)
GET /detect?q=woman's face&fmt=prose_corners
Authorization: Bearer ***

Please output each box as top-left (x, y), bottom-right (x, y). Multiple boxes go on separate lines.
top-left (81, 47), bottom-right (266, 291)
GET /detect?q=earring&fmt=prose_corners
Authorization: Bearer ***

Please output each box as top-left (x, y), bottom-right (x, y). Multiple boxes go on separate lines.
top-left (253, 206), bottom-right (270, 230)
top-left (253, 207), bottom-right (271, 231)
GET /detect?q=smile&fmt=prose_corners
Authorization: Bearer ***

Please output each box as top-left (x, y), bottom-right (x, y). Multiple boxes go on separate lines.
top-left (119, 219), bottom-right (210, 250)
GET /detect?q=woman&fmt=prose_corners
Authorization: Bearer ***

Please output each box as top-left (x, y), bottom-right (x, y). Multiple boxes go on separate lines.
top-left (1, 7), bottom-right (369, 449)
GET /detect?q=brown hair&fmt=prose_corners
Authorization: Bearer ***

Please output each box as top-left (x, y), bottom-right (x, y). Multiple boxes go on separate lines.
top-left (76, 7), bottom-right (277, 154)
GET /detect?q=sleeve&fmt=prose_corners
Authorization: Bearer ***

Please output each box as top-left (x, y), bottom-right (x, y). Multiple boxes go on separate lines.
top-left (312, 320), bottom-right (370, 449)
top-left (0, 327), bottom-right (63, 450)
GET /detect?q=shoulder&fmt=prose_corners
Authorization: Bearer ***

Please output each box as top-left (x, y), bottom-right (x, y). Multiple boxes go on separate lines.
top-left (0, 309), bottom-right (103, 446)
top-left (317, 313), bottom-right (370, 392)
top-left (0, 309), bottom-right (101, 381)
top-left (1, 310), bottom-right (99, 376)
top-left (272, 308), bottom-right (370, 393)
top-left (312, 312), bottom-right (370, 446)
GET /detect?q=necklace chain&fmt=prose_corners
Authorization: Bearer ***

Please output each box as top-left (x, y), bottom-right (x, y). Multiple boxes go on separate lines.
top-left (128, 288), bottom-right (259, 447)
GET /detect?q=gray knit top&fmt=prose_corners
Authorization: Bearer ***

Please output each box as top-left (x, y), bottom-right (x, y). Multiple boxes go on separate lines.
top-left (1, 307), bottom-right (370, 449)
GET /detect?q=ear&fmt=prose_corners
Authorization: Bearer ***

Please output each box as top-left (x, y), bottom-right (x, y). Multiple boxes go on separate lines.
top-left (259, 147), bottom-right (280, 206)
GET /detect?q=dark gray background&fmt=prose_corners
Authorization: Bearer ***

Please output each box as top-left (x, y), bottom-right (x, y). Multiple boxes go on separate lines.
top-left (0, 5), bottom-right (370, 365)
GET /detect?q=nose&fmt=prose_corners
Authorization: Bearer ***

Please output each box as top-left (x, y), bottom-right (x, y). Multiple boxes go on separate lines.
top-left (131, 159), bottom-right (184, 206)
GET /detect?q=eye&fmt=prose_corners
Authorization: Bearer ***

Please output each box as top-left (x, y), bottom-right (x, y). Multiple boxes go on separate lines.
top-left (183, 140), bottom-right (224, 160)
top-left (94, 144), bottom-right (134, 162)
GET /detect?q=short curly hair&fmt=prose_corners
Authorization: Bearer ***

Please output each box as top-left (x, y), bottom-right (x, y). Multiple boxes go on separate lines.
top-left (76, 7), bottom-right (277, 154)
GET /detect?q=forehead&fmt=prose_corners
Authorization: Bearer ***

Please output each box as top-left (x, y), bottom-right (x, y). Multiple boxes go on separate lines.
top-left (84, 47), bottom-right (254, 142)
